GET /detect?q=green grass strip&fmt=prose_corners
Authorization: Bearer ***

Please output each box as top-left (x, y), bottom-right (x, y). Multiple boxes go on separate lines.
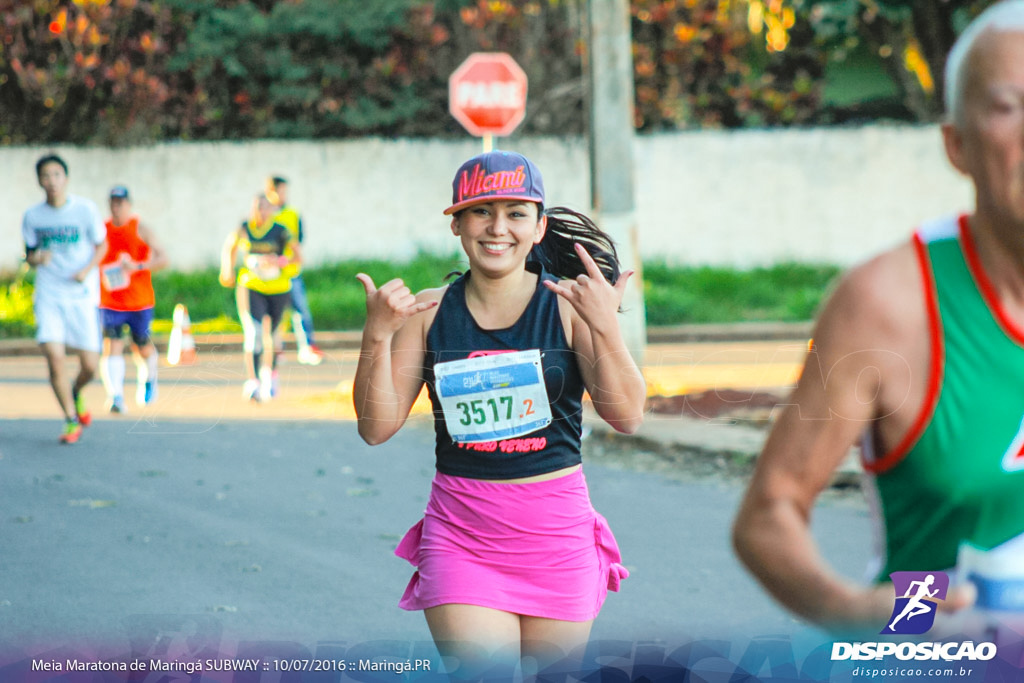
top-left (0, 254), bottom-right (841, 339)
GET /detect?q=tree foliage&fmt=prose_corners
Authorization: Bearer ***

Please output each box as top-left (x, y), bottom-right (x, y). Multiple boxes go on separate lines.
top-left (631, 0), bottom-right (823, 129)
top-left (796, 0), bottom-right (995, 120)
top-left (0, 0), bottom-right (182, 145)
top-left (164, 0), bottom-right (447, 139)
top-left (0, 0), bottom-right (1000, 145)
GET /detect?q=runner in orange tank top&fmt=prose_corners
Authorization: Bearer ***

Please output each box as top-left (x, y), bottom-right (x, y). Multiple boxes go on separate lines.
top-left (98, 186), bottom-right (169, 413)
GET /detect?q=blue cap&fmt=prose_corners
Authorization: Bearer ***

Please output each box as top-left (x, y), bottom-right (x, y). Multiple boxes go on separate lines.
top-left (443, 150), bottom-right (545, 215)
top-left (109, 185), bottom-right (130, 200)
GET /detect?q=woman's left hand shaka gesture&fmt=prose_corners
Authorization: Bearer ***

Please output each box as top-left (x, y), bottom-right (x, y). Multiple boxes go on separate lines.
top-left (542, 242), bottom-right (633, 333)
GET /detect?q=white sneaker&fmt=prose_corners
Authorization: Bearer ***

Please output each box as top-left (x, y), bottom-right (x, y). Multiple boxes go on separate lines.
top-left (135, 371), bottom-right (147, 406)
top-left (297, 346), bottom-right (324, 366)
top-left (258, 368), bottom-right (273, 402)
top-left (242, 379), bottom-right (260, 402)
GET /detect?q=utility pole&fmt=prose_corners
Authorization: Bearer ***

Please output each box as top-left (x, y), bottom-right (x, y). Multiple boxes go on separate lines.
top-left (587, 0), bottom-right (646, 364)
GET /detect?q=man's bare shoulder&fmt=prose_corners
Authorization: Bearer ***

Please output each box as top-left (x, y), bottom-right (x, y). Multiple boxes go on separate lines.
top-left (818, 240), bottom-right (925, 346)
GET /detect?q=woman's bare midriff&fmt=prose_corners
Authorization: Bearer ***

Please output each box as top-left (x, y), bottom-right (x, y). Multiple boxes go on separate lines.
top-left (493, 463), bottom-right (582, 485)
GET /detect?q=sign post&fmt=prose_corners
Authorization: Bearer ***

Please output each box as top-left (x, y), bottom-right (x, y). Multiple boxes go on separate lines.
top-left (449, 52), bottom-right (528, 151)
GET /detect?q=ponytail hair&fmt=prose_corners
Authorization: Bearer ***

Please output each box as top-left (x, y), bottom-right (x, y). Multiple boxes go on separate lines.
top-left (531, 206), bottom-right (621, 284)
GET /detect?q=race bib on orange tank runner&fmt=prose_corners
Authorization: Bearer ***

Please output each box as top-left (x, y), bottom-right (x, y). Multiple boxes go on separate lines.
top-left (101, 261), bottom-right (130, 292)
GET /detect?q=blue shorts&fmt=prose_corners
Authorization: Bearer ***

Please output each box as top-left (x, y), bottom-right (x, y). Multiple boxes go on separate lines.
top-left (102, 308), bottom-right (155, 346)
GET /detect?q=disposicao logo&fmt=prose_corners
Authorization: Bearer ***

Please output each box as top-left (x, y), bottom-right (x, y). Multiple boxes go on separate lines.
top-left (882, 571), bottom-right (949, 635)
top-left (830, 570), bottom-right (998, 664)
top-left (830, 641), bottom-right (996, 662)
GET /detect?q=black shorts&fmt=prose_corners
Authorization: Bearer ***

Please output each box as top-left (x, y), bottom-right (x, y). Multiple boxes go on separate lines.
top-left (247, 289), bottom-right (290, 327)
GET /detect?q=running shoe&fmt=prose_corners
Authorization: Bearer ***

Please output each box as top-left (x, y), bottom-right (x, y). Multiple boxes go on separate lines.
top-left (135, 367), bottom-right (147, 405)
top-left (60, 420), bottom-right (83, 444)
top-left (258, 368), bottom-right (273, 402)
top-left (73, 390), bottom-right (92, 426)
top-left (143, 380), bottom-right (157, 404)
top-left (297, 345), bottom-right (324, 366)
top-left (108, 395), bottom-right (126, 414)
top-left (242, 379), bottom-right (261, 402)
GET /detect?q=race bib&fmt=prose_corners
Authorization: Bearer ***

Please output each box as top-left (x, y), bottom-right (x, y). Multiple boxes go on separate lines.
top-left (101, 262), bottom-right (130, 291)
top-left (958, 534), bottom-right (1024, 611)
top-left (434, 349), bottom-right (552, 444)
top-left (246, 254), bottom-right (281, 281)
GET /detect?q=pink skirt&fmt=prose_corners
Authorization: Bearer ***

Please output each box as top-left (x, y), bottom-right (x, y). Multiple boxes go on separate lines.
top-left (395, 468), bottom-right (628, 622)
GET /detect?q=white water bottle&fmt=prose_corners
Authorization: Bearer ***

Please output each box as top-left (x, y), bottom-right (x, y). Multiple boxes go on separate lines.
top-left (957, 535), bottom-right (1024, 615)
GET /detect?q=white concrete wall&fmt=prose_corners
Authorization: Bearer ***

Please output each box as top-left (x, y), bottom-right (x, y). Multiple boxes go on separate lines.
top-left (1, 126), bottom-right (972, 273)
top-left (638, 126), bottom-right (971, 266)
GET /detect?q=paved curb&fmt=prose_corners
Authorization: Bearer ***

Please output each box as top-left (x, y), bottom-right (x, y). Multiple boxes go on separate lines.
top-left (584, 407), bottom-right (863, 488)
top-left (0, 322), bottom-right (813, 357)
top-left (647, 321), bottom-right (812, 343)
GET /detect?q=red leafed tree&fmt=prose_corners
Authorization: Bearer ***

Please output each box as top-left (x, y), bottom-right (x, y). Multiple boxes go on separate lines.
top-left (631, 0), bottom-right (823, 130)
top-left (0, 0), bottom-right (184, 145)
top-left (0, 0), bottom-right (827, 144)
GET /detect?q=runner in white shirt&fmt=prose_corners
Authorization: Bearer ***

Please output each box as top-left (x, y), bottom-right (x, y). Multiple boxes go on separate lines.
top-left (21, 154), bottom-right (107, 444)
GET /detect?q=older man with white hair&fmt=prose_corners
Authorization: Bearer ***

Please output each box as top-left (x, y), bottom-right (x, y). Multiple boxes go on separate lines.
top-left (733, 0), bottom-right (1024, 632)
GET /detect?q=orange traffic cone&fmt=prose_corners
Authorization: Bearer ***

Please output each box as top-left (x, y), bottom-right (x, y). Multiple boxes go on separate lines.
top-left (167, 303), bottom-right (198, 365)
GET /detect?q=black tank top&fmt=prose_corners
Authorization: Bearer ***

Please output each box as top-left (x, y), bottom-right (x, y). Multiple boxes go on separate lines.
top-left (423, 263), bottom-right (585, 479)
top-left (242, 220), bottom-right (289, 256)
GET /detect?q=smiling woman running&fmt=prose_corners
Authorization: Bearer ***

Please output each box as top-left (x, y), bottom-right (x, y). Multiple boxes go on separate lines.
top-left (353, 150), bottom-right (646, 677)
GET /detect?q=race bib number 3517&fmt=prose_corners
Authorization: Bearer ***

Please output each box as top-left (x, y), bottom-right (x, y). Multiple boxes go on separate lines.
top-left (434, 349), bottom-right (552, 444)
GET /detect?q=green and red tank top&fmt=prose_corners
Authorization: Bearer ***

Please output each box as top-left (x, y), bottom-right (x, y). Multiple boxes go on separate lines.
top-left (862, 214), bottom-right (1024, 580)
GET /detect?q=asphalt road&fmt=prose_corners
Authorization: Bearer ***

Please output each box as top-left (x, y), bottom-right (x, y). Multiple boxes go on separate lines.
top-left (0, 349), bottom-right (873, 667)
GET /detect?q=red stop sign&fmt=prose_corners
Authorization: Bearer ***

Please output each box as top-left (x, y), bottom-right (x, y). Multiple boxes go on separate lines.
top-left (449, 52), bottom-right (528, 137)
